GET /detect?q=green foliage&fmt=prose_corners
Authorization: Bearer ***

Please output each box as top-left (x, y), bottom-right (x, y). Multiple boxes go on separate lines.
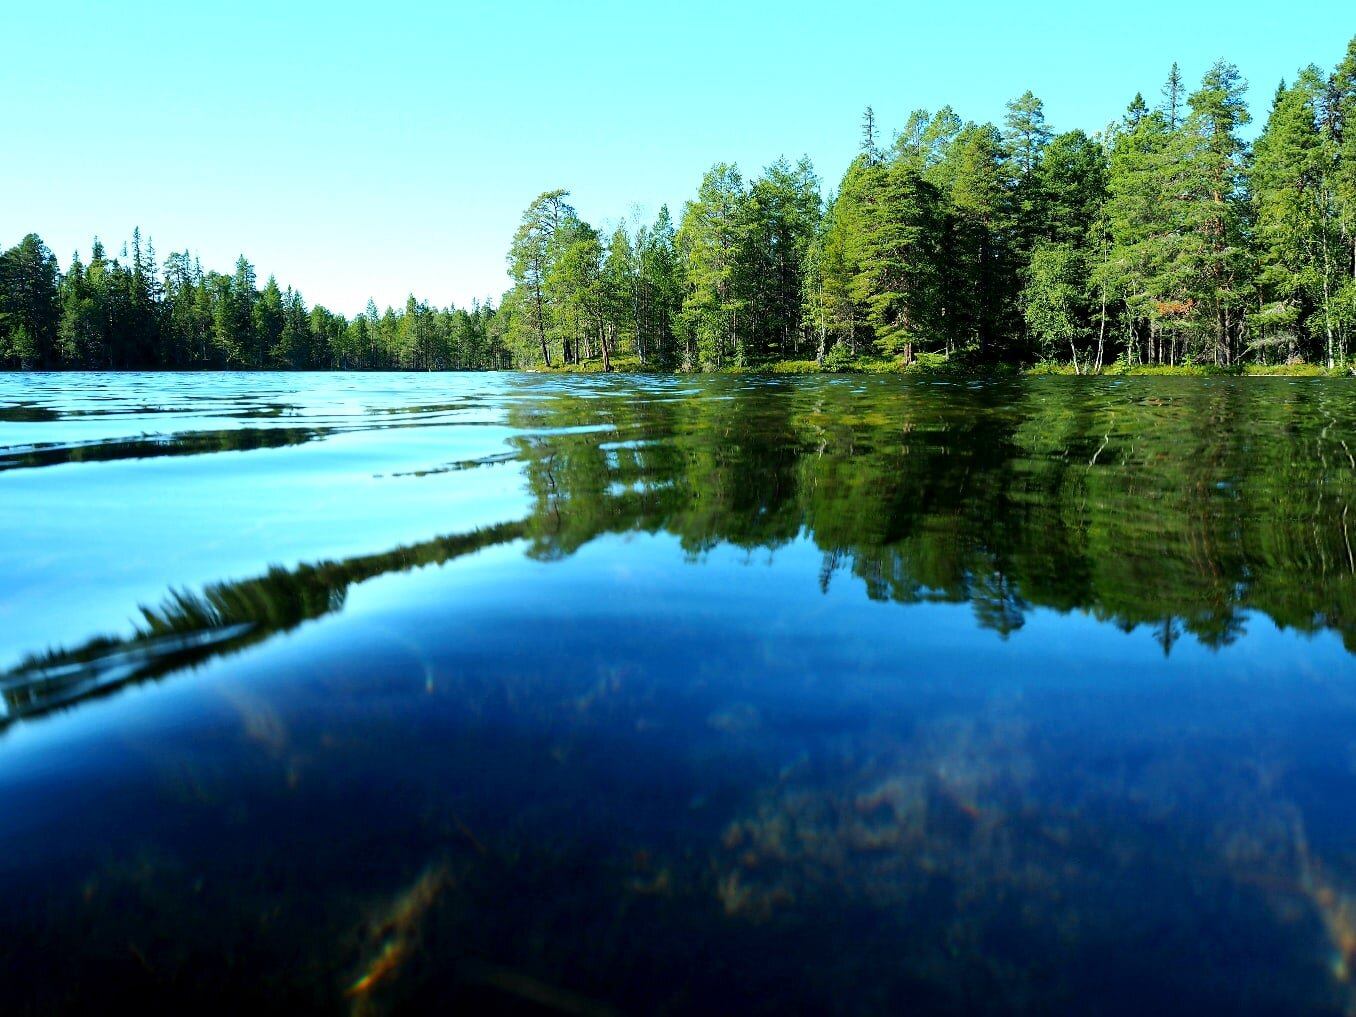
top-left (343, 37), bottom-right (1356, 379)
top-left (0, 234), bottom-right (60, 368)
top-left (9, 37), bottom-right (1356, 375)
top-left (0, 231), bottom-right (506, 371)
top-left (1249, 69), bottom-right (1343, 366)
top-left (820, 343), bottom-right (857, 372)
top-left (1023, 242), bottom-right (1090, 364)
top-left (676, 163), bottom-right (751, 370)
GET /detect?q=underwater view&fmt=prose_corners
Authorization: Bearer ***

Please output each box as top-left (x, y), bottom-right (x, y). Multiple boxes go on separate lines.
top-left (2, 371), bottom-right (1356, 1015)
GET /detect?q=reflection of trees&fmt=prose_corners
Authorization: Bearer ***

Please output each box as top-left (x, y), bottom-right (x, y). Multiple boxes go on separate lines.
top-left (510, 376), bottom-right (1356, 651)
top-left (0, 426), bottom-right (327, 471)
top-left (8, 376), bottom-right (1356, 722)
top-left (2, 521), bottom-right (525, 723)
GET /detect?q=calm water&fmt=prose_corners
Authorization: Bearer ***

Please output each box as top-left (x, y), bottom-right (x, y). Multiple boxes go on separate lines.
top-left (3, 371), bottom-right (1356, 1014)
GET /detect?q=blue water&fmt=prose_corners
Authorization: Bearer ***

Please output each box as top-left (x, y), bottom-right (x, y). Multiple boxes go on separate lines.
top-left (2, 371), bottom-right (1355, 1014)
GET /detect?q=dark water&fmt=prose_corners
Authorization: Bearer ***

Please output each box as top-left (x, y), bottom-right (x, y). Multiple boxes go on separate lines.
top-left (2, 371), bottom-right (1356, 1015)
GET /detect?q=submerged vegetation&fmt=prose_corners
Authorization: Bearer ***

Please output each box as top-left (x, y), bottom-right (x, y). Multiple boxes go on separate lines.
top-left (5, 40), bottom-right (1356, 375)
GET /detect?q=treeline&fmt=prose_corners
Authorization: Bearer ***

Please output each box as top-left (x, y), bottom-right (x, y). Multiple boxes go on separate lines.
top-left (5, 40), bottom-right (1356, 373)
top-left (500, 40), bottom-right (1356, 371)
top-left (0, 231), bottom-right (508, 370)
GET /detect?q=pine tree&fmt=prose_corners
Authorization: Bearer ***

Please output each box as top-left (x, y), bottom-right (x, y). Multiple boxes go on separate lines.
top-left (1250, 69), bottom-right (1338, 364)
top-left (254, 275), bottom-right (286, 367)
top-left (599, 226), bottom-right (636, 365)
top-left (635, 206), bottom-right (682, 367)
top-left (1096, 97), bottom-right (1187, 365)
top-left (743, 157), bottom-right (822, 360)
top-left (810, 164), bottom-right (869, 357)
top-left (1004, 91), bottom-right (1052, 178)
top-left (932, 123), bottom-right (1019, 358)
top-left (853, 161), bottom-right (946, 363)
top-left (1182, 61), bottom-right (1252, 364)
top-left (861, 106), bottom-right (878, 161)
top-left (1162, 63), bottom-right (1185, 129)
top-left (676, 164), bottom-right (750, 369)
top-left (507, 189), bottom-right (577, 366)
top-left (549, 219), bottom-right (605, 367)
top-left (0, 234), bottom-right (61, 368)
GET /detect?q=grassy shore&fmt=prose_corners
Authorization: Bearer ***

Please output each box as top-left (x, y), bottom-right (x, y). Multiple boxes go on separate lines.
top-left (527, 354), bottom-right (1353, 378)
top-left (1024, 361), bottom-right (1352, 377)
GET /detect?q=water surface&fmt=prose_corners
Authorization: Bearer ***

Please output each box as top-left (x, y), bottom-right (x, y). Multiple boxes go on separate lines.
top-left (2, 371), bottom-right (1356, 1014)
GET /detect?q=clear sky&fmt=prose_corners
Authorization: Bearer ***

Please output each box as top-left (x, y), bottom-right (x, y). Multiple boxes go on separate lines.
top-left (2, 1), bottom-right (1350, 315)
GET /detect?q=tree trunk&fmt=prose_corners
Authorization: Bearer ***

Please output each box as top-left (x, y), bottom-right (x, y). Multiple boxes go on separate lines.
top-left (1323, 234), bottom-right (1335, 370)
top-left (1095, 288), bottom-right (1107, 373)
top-left (533, 280), bottom-right (551, 367)
top-left (633, 282), bottom-right (645, 364)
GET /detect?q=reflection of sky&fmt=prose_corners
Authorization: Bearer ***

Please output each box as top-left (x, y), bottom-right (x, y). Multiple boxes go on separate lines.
top-left (357, 529), bottom-right (1356, 671)
top-left (5, 523), bottom-right (1348, 742)
top-left (351, 531), bottom-right (1356, 742)
top-left (0, 431), bottom-right (530, 670)
top-left (7, 526), bottom-right (1351, 801)
top-left (0, 374), bottom-right (534, 669)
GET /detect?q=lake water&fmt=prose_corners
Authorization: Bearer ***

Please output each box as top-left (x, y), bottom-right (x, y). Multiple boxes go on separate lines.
top-left (2, 371), bottom-right (1356, 1014)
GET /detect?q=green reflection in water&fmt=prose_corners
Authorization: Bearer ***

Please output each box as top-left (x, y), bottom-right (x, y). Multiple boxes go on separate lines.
top-left (7, 376), bottom-right (1356, 721)
top-left (507, 376), bottom-right (1356, 648)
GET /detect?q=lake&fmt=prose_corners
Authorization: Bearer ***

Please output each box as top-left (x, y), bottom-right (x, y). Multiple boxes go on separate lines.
top-left (2, 371), bottom-right (1356, 1014)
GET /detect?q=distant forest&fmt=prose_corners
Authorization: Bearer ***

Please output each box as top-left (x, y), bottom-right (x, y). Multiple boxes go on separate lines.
top-left (4, 38), bottom-right (1355, 373)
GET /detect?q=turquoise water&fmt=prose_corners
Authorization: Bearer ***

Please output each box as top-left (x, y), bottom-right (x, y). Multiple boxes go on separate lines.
top-left (2, 371), bottom-right (1355, 1014)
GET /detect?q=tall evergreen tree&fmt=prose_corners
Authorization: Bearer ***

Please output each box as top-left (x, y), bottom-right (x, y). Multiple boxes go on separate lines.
top-left (507, 189), bottom-right (577, 366)
top-left (1250, 69), bottom-right (1339, 364)
top-left (0, 234), bottom-right (61, 369)
top-left (677, 164), bottom-right (750, 369)
top-left (1182, 61), bottom-right (1253, 364)
top-left (742, 157), bottom-right (822, 361)
top-left (852, 160), bottom-right (946, 363)
top-left (635, 206), bottom-right (683, 367)
top-left (933, 123), bottom-right (1019, 358)
top-left (1162, 62), bottom-right (1185, 129)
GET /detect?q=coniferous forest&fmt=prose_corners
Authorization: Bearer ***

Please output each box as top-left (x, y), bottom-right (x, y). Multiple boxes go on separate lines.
top-left (5, 40), bottom-right (1356, 373)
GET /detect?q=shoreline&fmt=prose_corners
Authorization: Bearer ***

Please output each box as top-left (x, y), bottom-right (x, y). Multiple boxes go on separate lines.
top-left (526, 356), bottom-right (1356, 379)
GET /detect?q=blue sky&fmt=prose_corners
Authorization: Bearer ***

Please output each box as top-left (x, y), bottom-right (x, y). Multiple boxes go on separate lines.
top-left (3, 1), bottom-right (1350, 314)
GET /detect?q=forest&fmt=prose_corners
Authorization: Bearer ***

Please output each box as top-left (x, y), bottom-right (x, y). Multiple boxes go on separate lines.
top-left (0, 232), bottom-right (506, 372)
top-left (3, 39), bottom-right (1355, 373)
